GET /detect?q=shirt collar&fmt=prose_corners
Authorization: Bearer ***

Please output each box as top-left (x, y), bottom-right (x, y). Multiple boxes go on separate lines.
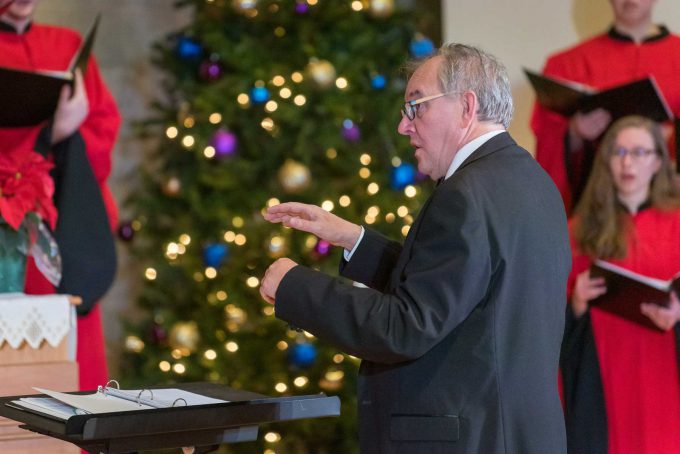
top-left (607, 24), bottom-right (669, 43)
top-left (0, 19), bottom-right (31, 34)
top-left (444, 130), bottom-right (505, 180)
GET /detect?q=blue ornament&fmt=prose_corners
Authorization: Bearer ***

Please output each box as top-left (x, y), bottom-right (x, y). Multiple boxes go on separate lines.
top-left (250, 86), bottom-right (270, 104)
top-left (175, 36), bottom-right (203, 61)
top-left (409, 36), bottom-right (435, 59)
top-left (390, 163), bottom-right (416, 190)
top-left (202, 243), bottom-right (229, 268)
top-left (371, 74), bottom-right (387, 90)
top-left (289, 343), bottom-right (317, 367)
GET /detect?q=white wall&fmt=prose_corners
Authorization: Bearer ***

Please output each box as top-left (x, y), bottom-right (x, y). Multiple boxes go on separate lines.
top-left (443, 0), bottom-right (680, 153)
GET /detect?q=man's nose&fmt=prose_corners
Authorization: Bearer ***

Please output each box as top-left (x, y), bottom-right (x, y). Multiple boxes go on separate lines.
top-left (398, 115), bottom-right (413, 135)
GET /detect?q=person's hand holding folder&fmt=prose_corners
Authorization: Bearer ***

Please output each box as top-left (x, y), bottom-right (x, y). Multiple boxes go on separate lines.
top-left (571, 268), bottom-right (607, 318)
top-left (641, 291), bottom-right (680, 331)
top-left (51, 69), bottom-right (89, 144)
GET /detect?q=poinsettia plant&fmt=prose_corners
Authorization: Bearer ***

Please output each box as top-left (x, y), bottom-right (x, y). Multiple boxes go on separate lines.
top-left (0, 150), bottom-right (57, 230)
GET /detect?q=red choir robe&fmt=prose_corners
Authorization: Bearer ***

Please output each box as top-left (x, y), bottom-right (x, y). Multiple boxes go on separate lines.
top-left (563, 205), bottom-right (680, 454)
top-left (0, 21), bottom-right (121, 391)
top-left (531, 26), bottom-right (680, 213)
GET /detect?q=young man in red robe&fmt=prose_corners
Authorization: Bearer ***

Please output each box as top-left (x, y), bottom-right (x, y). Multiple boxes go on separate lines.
top-left (0, 0), bottom-right (120, 391)
top-left (531, 0), bottom-right (680, 213)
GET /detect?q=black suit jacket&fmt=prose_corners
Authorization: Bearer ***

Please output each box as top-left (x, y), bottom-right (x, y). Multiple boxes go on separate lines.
top-left (276, 133), bottom-right (571, 453)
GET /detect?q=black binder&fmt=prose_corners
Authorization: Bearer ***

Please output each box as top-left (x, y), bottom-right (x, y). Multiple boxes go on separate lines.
top-left (0, 382), bottom-right (340, 454)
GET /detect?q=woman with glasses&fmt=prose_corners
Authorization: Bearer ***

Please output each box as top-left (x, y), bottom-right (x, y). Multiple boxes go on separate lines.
top-left (562, 115), bottom-right (680, 454)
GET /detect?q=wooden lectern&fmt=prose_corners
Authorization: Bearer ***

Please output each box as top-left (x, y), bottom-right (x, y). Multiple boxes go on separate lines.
top-left (0, 293), bottom-right (79, 454)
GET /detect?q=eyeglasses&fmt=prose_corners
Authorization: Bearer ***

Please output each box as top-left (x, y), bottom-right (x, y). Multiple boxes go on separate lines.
top-left (401, 91), bottom-right (460, 121)
top-left (609, 146), bottom-right (656, 160)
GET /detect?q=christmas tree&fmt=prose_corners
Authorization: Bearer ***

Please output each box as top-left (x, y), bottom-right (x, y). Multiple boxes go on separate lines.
top-left (120, 1), bottom-right (436, 452)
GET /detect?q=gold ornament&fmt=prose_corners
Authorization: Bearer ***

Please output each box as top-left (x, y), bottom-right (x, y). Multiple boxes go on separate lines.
top-left (124, 335), bottom-right (145, 353)
top-left (162, 177), bottom-right (181, 196)
top-left (278, 159), bottom-right (311, 193)
top-left (306, 58), bottom-right (336, 88)
top-left (368, 0), bottom-right (394, 18)
top-left (168, 321), bottom-right (200, 353)
top-left (224, 304), bottom-right (248, 327)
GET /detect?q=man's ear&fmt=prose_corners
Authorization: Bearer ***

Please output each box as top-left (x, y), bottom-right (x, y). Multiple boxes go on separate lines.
top-left (460, 91), bottom-right (477, 127)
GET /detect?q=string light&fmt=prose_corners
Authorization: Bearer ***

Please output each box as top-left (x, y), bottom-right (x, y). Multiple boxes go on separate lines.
top-left (204, 349), bottom-right (217, 360)
top-left (181, 135), bottom-right (195, 148)
top-left (203, 146), bottom-right (216, 158)
top-left (404, 185), bottom-right (417, 198)
top-left (265, 100), bottom-right (278, 112)
top-left (321, 200), bottom-right (334, 211)
top-left (291, 72), bottom-right (304, 83)
top-left (339, 195), bottom-right (351, 207)
top-left (293, 95), bottom-right (306, 106)
top-left (360, 153), bottom-right (371, 165)
top-left (335, 77), bottom-right (348, 89)
top-left (279, 87), bottom-right (292, 99)
top-left (225, 341), bottom-right (239, 352)
top-left (237, 93), bottom-right (250, 105)
top-left (326, 148), bottom-right (337, 159)
top-left (367, 182), bottom-right (379, 195)
top-left (294, 376), bottom-right (309, 387)
top-left (173, 363), bottom-right (186, 374)
top-left (166, 126), bottom-right (178, 139)
top-left (209, 112), bottom-right (222, 124)
top-left (264, 432), bottom-right (281, 443)
top-left (145, 268), bottom-right (157, 280)
top-left (159, 361), bottom-right (171, 372)
top-left (275, 383), bottom-right (288, 393)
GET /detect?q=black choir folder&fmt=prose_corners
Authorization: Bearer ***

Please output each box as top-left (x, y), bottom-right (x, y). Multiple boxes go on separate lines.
top-left (0, 382), bottom-right (340, 454)
top-left (589, 260), bottom-right (680, 331)
top-left (0, 14), bottom-right (100, 127)
top-left (524, 68), bottom-right (672, 123)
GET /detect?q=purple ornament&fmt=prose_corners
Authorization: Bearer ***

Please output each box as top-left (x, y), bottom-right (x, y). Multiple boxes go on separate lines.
top-left (295, 2), bottom-right (309, 13)
top-left (199, 60), bottom-right (223, 82)
top-left (341, 119), bottom-right (360, 142)
top-left (313, 239), bottom-right (331, 257)
top-left (117, 221), bottom-right (135, 242)
top-left (151, 323), bottom-right (167, 344)
top-left (210, 128), bottom-right (238, 157)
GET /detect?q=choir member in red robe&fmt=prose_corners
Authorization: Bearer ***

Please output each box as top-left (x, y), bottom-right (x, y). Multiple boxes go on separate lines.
top-left (0, 0), bottom-right (121, 391)
top-left (563, 115), bottom-right (680, 454)
top-left (531, 0), bottom-right (680, 213)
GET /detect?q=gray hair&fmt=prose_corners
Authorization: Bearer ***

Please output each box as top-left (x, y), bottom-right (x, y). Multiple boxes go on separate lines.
top-left (409, 43), bottom-right (514, 128)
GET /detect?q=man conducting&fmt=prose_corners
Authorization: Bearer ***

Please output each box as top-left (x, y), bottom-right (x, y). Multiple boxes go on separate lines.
top-left (261, 43), bottom-right (570, 454)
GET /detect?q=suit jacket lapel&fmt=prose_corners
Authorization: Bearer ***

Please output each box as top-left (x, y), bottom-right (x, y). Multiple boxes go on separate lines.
top-left (387, 132), bottom-right (515, 290)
